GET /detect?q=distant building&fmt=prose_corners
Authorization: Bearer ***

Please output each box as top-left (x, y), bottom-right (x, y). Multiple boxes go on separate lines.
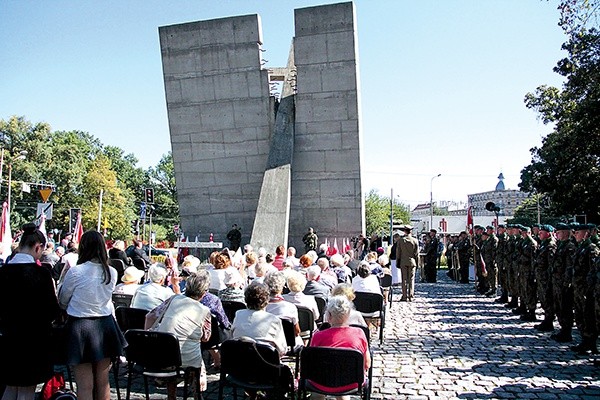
top-left (467, 173), bottom-right (528, 216)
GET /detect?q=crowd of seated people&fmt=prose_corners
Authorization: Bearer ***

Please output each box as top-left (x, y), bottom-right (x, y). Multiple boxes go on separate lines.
top-left (0, 231), bottom-right (384, 400)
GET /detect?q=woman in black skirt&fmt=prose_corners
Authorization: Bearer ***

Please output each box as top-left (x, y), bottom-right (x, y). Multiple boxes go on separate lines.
top-left (58, 231), bottom-right (125, 400)
top-left (0, 223), bottom-right (60, 400)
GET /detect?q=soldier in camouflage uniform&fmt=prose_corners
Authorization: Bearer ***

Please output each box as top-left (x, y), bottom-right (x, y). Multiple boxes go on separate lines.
top-left (455, 231), bottom-right (471, 284)
top-left (533, 224), bottom-right (557, 332)
top-left (482, 226), bottom-right (499, 297)
top-left (570, 223), bottom-right (599, 355)
top-left (550, 223), bottom-right (576, 343)
top-left (592, 243), bottom-right (600, 364)
top-left (518, 226), bottom-right (538, 322)
top-left (505, 225), bottom-right (521, 309)
top-left (473, 225), bottom-right (486, 294)
top-left (532, 224), bottom-right (542, 245)
top-left (495, 224), bottom-right (510, 303)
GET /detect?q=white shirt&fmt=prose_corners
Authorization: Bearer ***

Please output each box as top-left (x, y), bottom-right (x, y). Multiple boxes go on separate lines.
top-left (283, 291), bottom-right (320, 320)
top-left (113, 283), bottom-right (141, 296)
top-left (131, 282), bottom-right (174, 311)
top-left (231, 309), bottom-right (287, 356)
top-left (8, 253), bottom-right (35, 264)
top-left (352, 275), bottom-right (381, 294)
top-left (58, 261), bottom-right (117, 317)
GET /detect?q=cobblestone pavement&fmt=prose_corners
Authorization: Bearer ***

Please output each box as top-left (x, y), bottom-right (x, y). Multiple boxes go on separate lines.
top-left (106, 270), bottom-right (599, 399)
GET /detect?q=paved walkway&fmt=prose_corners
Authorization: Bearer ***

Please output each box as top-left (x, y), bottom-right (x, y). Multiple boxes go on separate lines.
top-left (111, 270), bottom-right (600, 399)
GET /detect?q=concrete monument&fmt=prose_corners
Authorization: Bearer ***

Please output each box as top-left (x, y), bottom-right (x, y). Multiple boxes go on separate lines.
top-left (159, 2), bottom-right (364, 252)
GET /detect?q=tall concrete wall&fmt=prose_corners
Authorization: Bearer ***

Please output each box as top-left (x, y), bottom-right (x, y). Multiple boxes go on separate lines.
top-left (159, 15), bottom-right (273, 245)
top-left (289, 2), bottom-right (364, 250)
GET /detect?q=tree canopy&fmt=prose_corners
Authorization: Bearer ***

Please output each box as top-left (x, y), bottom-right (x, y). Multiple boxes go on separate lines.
top-left (0, 115), bottom-right (177, 242)
top-left (365, 189), bottom-right (411, 238)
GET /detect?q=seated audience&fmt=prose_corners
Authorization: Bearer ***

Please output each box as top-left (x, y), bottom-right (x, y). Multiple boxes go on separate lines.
top-left (108, 239), bottom-right (131, 266)
top-left (316, 258), bottom-right (338, 289)
top-left (324, 284), bottom-right (367, 327)
top-left (283, 271), bottom-right (320, 321)
top-left (310, 296), bottom-right (371, 399)
top-left (303, 266), bottom-right (331, 299)
top-left (129, 239), bottom-right (151, 266)
top-left (131, 264), bottom-right (178, 310)
top-left (231, 283), bottom-right (287, 356)
top-left (352, 262), bottom-right (382, 294)
top-left (285, 246), bottom-right (300, 268)
top-left (265, 271), bottom-right (301, 341)
top-left (114, 266), bottom-right (145, 295)
top-left (149, 273), bottom-right (212, 399)
top-left (40, 242), bottom-right (59, 266)
top-left (218, 268), bottom-right (246, 304)
top-left (272, 245), bottom-right (285, 270)
top-left (330, 253), bottom-right (351, 284)
top-left (209, 253), bottom-right (243, 292)
top-left (244, 251), bottom-right (258, 281)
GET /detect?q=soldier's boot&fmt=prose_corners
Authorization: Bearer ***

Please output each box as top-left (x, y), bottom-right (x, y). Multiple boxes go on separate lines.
top-left (520, 310), bottom-right (537, 322)
top-left (495, 293), bottom-right (509, 303)
top-left (505, 297), bottom-right (518, 308)
top-left (574, 337), bottom-right (598, 355)
top-left (551, 327), bottom-right (573, 342)
top-left (512, 305), bottom-right (526, 315)
top-left (534, 317), bottom-right (554, 332)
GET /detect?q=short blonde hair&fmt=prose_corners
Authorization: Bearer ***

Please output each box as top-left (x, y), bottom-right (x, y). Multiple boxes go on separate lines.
top-left (332, 283), bottom-right (356, 301)
top-left (286, 271), bottom-right (307, 293)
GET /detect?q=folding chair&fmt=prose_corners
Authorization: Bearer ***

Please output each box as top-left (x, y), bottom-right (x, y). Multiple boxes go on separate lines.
top-left (115, 306), bottom-right (147, 333)
top-left (201, 314), bottom-right (221, 351)
top-left (220, 300), bottom-right (247, 323)
top-left (124, 329), bottom-right (203, 400)
top-left (112, 293), bottom-right (133, 308)
top-left (295, 305), bottom-right (315, 343)
top-left (132, 258), bottom-right (147, 272)
top-left (218, 338), bottom-right (295, 400)
top-left (299, 347), bottom-right (370, 400)
top-left (353, 292), bottom-right (386, 344)
top-left (379, 274), bottom-right (393, 303)
top-left (313, 296), bottom-right (327, 326)
top-left (110, 258), bottom-right (126, 284)
top-left (280, 318), bottom-right (303, 377)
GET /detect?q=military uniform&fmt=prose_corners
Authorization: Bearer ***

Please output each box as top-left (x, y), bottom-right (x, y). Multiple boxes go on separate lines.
top-left (455, 234), bottom-right (471, 283)
top-left (481, 231), bottom-right (498, 296)
top-left (424, 231), bottom-right (439, 283)
top-left (505, 228), bottom-right (520, 308)
top-left (302, 229), bottom-right (318, 253)
top-left (570, 225), bottom-right (599, 354)
top-left (473, 226), bottom-right (486, 293)
top-left (518, 229), bottom-right (538, 321)
top-left (495, 227), bottom-right (509, 303)
top-left (533, 225), bottom-right (557, 331)
top-left (551, 224), bottom-right (576, 342)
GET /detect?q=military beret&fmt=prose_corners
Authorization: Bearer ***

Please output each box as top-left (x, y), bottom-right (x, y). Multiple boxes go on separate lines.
top-left (540, 224), bottom-right (554, 232)
top-left (474, 225), bottom-right (483, 230)
top-left (482, 231), bottom-right (489, 236)
top-left (532, 223), bottom-right (541, 228)
top-left (497, 224), bottom-right (505, 228)
top-left (520, 225), bottom-right (531, 232)
top-left (587, 223), bottom-right (597, 230)
top-left (486, 225), bottom-right (494, 230)
top-left (571, 223), bottom-right (588, 231)
top-left (555, 223), bottom-right (571, 231)
top-left (430, 228), bottom-right (437, 233)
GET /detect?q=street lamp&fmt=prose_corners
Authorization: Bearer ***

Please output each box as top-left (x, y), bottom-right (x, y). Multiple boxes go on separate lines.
top-left (430, 173), bottom-right (441, 231)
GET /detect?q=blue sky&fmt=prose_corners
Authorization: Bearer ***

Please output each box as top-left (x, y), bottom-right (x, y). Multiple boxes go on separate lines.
top-left (0, 0), bottom-right (566, 208)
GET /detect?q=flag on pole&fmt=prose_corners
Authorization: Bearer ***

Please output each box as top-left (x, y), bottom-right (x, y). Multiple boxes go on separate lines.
top-left (467, 205), bottom-right (474, 235)
top-left (38, 213), bottom-right (47, 238)
top-left (0, 201), bottom-right (12, 261)
top-left (333, 238), bottom-right (339, 255)
top-left (73, 211), bottom-right (84, 244)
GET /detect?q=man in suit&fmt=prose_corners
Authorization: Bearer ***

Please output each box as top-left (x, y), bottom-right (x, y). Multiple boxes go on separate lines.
top-left (396, 225), bottom-right (420, 301)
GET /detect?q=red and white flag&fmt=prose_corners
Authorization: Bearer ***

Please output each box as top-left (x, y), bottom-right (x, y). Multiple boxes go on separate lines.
top-left (333, 238), bottom-right (339, 254)
top-left (0, 202), bottom-right (12, 260)
top-left (38, 213), bottom-right (47, 238)
top-left (73, 211), bottom-right (84, 244)
top-left (467, 205), bottom-right (474, 235)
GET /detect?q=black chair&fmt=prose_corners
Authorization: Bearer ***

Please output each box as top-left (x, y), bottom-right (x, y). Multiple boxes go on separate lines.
top-left (201, 314), bottom-right (221, 351)
top-left (115, 307), bottom-right (147, 333)
top-left (379, 274), bottom-right (393, 303)
top-left (314, 296), bottom-right (327, 326)
top-left (132, 258), bottom-right (147, 272)
top-left (221, 300), bottom-right (247, 323)
top-left (218, 338), bottom-right (295, 400)
top-left (51, 262), bottom-right (65, 283)
top-left (110, 258), bottom-right (126, 284)
top-left (112, 293), bottom-right (133, 308)
top-left (280, 318), bottom-right (303, 377)
top-left (124, 329), bottom-right (203, 400)
top-left (353, 292), bottom-right (385, 344)
top-left (299, 346), bottom-right (370, 400)
top-left (295, 305), bottom-right (315, 342)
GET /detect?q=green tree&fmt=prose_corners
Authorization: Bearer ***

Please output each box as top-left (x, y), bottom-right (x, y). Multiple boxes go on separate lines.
top-left (146, 152), bottom-right (179, 241)
top-left (365, 189), bottom-right (410, 238)
top-left (81, 154), bottom-right (133, 238)
top-left (521, 29), bottom-right (600, 222)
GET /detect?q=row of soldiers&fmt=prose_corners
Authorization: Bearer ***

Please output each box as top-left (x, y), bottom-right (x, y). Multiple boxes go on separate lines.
top-left (447, 222), bottom-right (600, 356)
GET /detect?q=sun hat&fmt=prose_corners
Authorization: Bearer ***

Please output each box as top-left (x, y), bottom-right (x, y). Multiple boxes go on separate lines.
top-left (122, 266), bottom-right (145, 283)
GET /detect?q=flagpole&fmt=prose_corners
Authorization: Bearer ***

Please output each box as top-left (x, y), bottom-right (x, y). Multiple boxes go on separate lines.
top-left (97, 189), bottom-right (104, 231)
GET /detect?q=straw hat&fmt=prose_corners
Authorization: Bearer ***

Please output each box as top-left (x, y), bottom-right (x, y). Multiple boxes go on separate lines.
top-left (122, 267), bottom-right (145, 283)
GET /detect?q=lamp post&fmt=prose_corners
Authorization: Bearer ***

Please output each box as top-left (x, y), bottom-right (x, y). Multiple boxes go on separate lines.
top-left (430, 173), bottom-right (441, 231)
top-left (6, 150), bottom-right (27, 213)
top-left (389, 188), bottom-right (394, 246)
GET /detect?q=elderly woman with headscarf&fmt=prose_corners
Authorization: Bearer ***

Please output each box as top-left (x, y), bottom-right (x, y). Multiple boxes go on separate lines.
top-left (309, 296), bottom-right (371, 399)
